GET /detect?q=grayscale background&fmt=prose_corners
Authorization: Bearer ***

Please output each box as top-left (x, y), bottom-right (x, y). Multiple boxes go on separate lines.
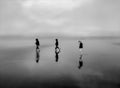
top-left (0, 0), bottom-right (120, 88)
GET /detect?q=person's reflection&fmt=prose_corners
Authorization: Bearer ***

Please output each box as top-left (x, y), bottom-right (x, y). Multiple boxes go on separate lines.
top-left (36, 49), bottom-right (40, 63)
top-left (78, 54), bottom-right (83, 69)
top-left (55, 47), bottom-right (60, 62)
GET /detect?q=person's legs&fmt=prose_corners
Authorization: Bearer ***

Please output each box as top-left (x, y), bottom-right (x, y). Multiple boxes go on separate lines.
top-left (36, 45), bottom-right (39, 49)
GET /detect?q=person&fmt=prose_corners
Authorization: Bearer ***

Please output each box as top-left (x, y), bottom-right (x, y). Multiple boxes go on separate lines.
top-left (35, 38), bottom-right (40, 49)
top-left (78, 41), bottom-right (83, 52)
top-left (55, 39), bottom-right (59, 49)
top-left (35, 38), bottom-right (40, 63)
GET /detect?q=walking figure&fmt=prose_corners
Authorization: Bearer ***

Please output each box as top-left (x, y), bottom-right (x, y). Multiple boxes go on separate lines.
top-left (55, 39), bottom-right (59, 49)
top-left (35, 38), bottom-right (40, 63)
top-left (55, 39), bottom-right (61, 62)
top-left (35, 38), bottom-right (40, 49)
top-left (78, 54), bottom-right (83, 69)
top-left (78, 41), bottom-right (83, 52)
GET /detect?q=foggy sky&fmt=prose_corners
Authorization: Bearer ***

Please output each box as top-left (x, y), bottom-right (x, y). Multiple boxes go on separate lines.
top-left (0, 0), bottom-right (120, 36)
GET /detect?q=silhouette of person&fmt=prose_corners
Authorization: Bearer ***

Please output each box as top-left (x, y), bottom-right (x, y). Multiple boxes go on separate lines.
top-left (78, 41), bottom-right (83, 52)
top-left (78, 54), bottom-right (83, 69)
top-left (35, 38), bottom-right (40, 63)
top-left (55, 46), bottom-right (61, 62)
top-left (55, 39), bottom-right (59, 49)
top-left (35, 38), bottom-right (40, 49)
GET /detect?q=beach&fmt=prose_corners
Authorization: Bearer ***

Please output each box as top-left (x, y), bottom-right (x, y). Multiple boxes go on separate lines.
top-left (0, 38), bottom-right (120, 88)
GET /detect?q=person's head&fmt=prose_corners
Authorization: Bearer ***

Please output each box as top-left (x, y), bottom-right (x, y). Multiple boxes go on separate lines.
top-left (36, 38), bottom-right (38, 41)
top-left (78, 41), bottom-right (81, 43)
top-left (56, 39), bottom-right (58, 41)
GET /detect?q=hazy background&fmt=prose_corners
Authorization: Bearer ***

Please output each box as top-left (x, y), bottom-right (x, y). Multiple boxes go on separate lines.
top-left (0, 1), bottom-right (120, 88)
top-left (0, 0), bottom-right (120, 37)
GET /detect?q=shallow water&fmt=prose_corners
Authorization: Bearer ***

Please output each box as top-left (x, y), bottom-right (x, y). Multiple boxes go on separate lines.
top-left (0, 38), bottom-right (120, 88)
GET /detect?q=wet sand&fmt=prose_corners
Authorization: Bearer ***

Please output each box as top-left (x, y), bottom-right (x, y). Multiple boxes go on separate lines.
top-left (0, 38), bottom-right (120, 88)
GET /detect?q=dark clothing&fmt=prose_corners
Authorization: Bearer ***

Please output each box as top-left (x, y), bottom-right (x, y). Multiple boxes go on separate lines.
top-left (55, 39), bottom-right (60, 62)
top-left (36, 46), bottom-right (39, 49)
top-left (35, 39), bottom-right (40, 49)
top-left (79, 42), bottom-right (83, 49)
top-left (55, 42), bottom-right (58, 47)
top-left (55, 39), bottom-right (59, 48)
top-left (35, 39), bottom-right (40, 63)
top-left (36, 41), bottom-right (39, 46)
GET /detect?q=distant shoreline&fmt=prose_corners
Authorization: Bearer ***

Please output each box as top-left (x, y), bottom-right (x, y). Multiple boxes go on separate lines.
top-left (0, 35), bottom-right (120, 40)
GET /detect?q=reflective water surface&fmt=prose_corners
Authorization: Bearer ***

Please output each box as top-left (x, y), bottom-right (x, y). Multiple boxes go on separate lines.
top-left (0, 38), bottom-right (120, 88)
